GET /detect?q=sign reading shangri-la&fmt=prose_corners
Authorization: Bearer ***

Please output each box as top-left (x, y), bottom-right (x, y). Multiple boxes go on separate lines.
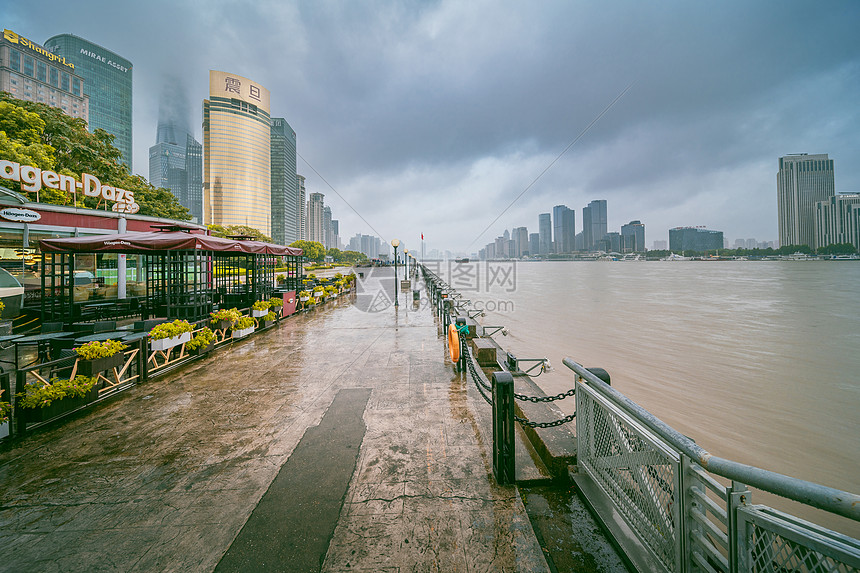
top-left (0, 159), bottom-right (140, 214)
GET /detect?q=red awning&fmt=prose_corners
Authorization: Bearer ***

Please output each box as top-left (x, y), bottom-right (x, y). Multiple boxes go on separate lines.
top-left (39, 231), bottom-right (303, 256)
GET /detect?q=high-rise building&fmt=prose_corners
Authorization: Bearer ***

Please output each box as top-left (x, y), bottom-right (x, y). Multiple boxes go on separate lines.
top-left (270, 117), bottom-right (298, 245)
top-left (1, 29), bottom-right (89, 122)
top-left (331, 220), bottom-right (340, 250)
top-left (512, 227), bottom-right (528, 258)
top-left (203, 71), bottom-right (271, 235)
top-left (297, 174), bottom-right (306, 241)
top-left (552, 205), bottom-right (575, 253)
top-left (621, 220), bottom-right (646, 252)
top-left (538, 213), bottom-right (552, 254)
top-left (149, 86), bottom-right (202, 222)
top-left (777, 154), bottom-right (835, 249)
top-left (669, 227), bottom-right (723, 252)
top-left (44, 33), bottom-right (132, 169)
top-left (323, 206), bottom-right (333, 249)
top-left (307, 192), bottom-right (325, 244)
top-left (582, 200), bottom-right (607, 251)
top-left (149, 134), bottom-right (203, 223)
top-left (529, 233), bottom-right (540, 256)
top-left (814, 194), bottom-right (860, 251)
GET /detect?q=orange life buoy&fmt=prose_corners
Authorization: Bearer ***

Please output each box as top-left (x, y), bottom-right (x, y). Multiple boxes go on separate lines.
top-left (448, 323), bottom-right (460, 362)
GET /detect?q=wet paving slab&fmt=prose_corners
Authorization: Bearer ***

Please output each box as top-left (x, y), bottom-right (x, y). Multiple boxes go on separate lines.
top-left (0, 269), bottom-right (550, 572)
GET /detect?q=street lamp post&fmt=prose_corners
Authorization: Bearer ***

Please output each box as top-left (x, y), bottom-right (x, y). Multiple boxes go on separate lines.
top-left (404, 249), bottom-right (409, 277)
top-left (391, 238), bottom-right (400, 307)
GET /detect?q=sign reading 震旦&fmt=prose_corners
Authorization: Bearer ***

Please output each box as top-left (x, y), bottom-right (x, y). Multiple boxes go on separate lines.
top-left (0, 159), bottom-right (140, 214)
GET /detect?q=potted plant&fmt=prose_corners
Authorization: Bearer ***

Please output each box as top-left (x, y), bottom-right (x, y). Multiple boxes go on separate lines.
top-left (0, 394), bottom-right (10, 439)
top-left (251, 300), bottom-right (271, 318)
top-left (186, 327), bottom-right (216, 356)
top-left (210, 307), bottom-right (242, 331)
top-left (149, 319), bottom-right (194, 351)
top-left (298, 290), bottom-right (311, 302)
top-left (261, 310), bottom-right (277, 329)
top-left (304, 296), bottom-right (316, 309)
top-left (75, 339), bottom-right (127, 377)
top-left (232, 316), bottom-right (255, 339)
top-left (313, 287), bottom-right (324, 299)
top-left (325, 285), bottom-right (337, 299)
top-left (269, 297), bottom-right (283, 317)
top-left (17, 375), bottom-right (99, 423)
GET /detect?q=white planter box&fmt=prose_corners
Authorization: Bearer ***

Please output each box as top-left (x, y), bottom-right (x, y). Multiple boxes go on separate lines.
top-left (0, 421), bottom-right (8, 440)
top-left (252, 309), bottom-right (268, 317)
top-left (300, 296), bottom-right (310, 302)
top-left (232, 326), bottom-right (255, 339)
top-left (150, 331), bottom-right (192, 352)
top-left (313, 292), bottom-right (323, 298)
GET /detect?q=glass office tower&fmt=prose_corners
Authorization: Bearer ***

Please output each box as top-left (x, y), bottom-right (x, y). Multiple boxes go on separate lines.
top-left (203, 71), bottom-right (272, 236)
top-left (44, 34), bottom-right (133, 169)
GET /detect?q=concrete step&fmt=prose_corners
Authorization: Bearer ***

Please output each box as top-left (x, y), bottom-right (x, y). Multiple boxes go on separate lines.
top-left (516, 422), bottom-right (554, 485)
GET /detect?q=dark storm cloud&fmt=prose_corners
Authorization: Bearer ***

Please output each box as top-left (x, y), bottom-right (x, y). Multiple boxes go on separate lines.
top-left (7, 0), bottom-right (859, 251)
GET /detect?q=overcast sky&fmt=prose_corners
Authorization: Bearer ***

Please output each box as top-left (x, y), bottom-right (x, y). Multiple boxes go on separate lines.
top-left (8, 1), bottom-right (860, 253)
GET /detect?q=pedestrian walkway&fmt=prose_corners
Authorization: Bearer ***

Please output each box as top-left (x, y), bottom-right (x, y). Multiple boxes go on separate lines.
top-left (0, 269), bottom-right (550, 572)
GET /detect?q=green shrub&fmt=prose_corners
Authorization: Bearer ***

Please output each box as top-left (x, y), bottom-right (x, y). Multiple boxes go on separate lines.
top-left (264, 311), bottom-right (277, 322)
top-left (75, 339), bottom-right (126, 360)
top-left (17, 376), bottom-right (98, 409)
top-left (186, 327), bottom-right (216, 350)
top-left (252, 300), bottom-right (271, 311)
top-left (298, 290), bottom-right (311, 298)
top-left (269, 297), bottom-right (283, 307)
top-left (149, 319), bottom-right (194, 340)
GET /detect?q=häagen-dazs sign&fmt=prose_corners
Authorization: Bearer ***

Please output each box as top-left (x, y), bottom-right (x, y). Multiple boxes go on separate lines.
top-left (0, 208), bottom-right (41, 222)
top-left (0, 159), bottom-right (140, 214)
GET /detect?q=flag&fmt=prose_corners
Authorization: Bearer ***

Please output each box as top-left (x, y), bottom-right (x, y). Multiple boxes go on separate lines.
top-left (421, 233), bottom-right (424, 240)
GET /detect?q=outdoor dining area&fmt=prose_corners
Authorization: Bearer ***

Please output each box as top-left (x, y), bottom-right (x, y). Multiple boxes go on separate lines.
top-left (37, 225), bottom-right (303, 325)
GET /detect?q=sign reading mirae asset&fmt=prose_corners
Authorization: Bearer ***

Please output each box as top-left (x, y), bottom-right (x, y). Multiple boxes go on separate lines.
top-left (0, 159), bottom-right (140, 214)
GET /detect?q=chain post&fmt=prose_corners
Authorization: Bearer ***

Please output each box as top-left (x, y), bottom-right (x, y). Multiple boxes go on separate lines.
top-left (14, 369), bottom-right (26, 436)
top-left (455, 317), bottom-right (466, 372)
top-left (492, 371), bottom-right (515, 485)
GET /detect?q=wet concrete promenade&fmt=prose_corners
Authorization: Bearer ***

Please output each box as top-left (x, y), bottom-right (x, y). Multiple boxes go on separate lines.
top-left (0, 269), bottom-right (550, 572)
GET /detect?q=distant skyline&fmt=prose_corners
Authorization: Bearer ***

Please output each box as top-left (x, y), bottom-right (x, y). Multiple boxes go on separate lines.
top-left (6, 1), bottom-right (859, 252)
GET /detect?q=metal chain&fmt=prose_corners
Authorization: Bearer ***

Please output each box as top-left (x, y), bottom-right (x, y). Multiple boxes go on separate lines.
top-left (515, 413), bottom-right (576, 428)
top-left (442, 284), bottom-right (576, 427)
top-left (513, 387), bottom-right (576, 403)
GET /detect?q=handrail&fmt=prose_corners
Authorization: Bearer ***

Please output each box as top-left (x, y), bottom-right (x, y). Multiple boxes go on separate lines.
top-left (563, 357), bottom-right (860, 522)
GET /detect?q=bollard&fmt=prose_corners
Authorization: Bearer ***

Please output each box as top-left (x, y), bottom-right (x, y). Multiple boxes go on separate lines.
top-left (492, 372), bottom-right (515, 485)
top-left (506, 352), bottom-right (518, 372)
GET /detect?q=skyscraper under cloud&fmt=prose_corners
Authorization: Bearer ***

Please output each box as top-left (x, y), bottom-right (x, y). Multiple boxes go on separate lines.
top-left (149, 81), bottom-right (202, 222)
top-left (203, 71), bottom-right (272, 235)
top-left (777, 154), bottom-right (835, 248)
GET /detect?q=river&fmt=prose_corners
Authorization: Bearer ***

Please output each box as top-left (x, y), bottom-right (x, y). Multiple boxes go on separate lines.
top-left (459, 260), bottom-right (859, 534)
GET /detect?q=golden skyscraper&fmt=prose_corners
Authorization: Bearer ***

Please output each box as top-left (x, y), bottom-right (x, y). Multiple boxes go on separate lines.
top-left (203, 70), bottom-right (271, 235)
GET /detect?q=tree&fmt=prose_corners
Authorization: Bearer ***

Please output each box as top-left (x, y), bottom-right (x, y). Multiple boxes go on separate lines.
top-left (817, 243), bottom-right (857, 255)
top-left (0, 93), bottom-right (191, 220)
top-left (206, 224), bottom-right (272, 243)
top-left (289, 240), bottom-right (325, 262)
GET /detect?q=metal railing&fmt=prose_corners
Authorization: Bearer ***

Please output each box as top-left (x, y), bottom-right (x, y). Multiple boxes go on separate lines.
top-left (566, 357), bottom-right (860, 573)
